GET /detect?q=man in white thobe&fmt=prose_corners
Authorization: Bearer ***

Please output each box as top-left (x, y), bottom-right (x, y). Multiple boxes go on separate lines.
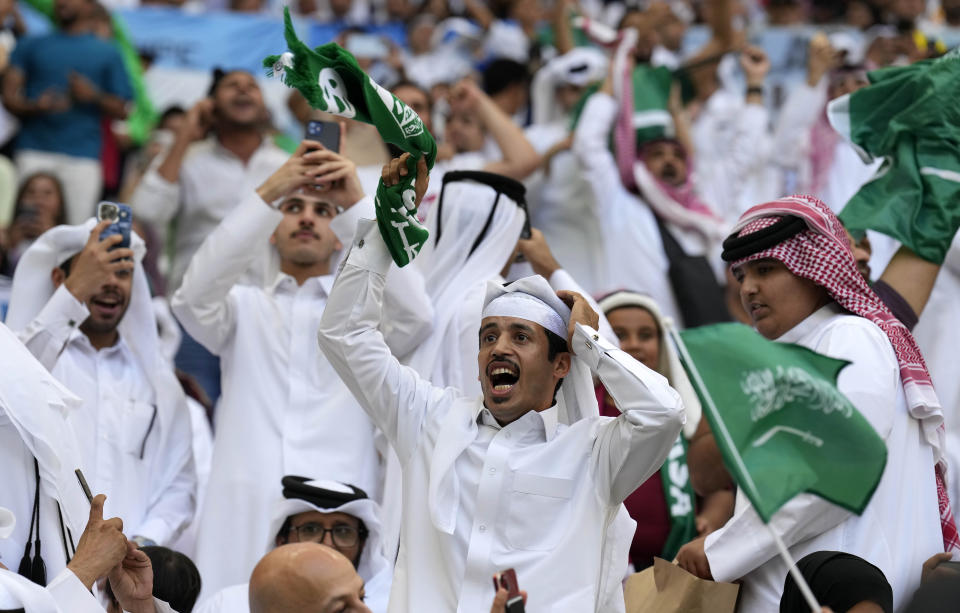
top-left (6, 221), bottom-right (196, 550)
top-left (0, 323), bottom-right (176, 613)
top-left (317, 159), bottom-right (684, 612)
top-left (195, 478), bottom-right (392, 613)
top-left (523, 48), bottom-right (608, 293)
top-left (174, 143), bottom-right (431, 599)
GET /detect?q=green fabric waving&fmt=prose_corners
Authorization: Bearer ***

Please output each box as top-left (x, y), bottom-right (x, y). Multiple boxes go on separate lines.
top-left (658, 434), bottom-right (697, 561)
top-left (264, 8), bottom-right (436, 267)
top-left (828, 48), bottom-right (960, 264)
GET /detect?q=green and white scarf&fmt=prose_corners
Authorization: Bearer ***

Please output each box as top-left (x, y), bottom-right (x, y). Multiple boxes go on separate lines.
top-left (264, 8), bottom-right (437, 267)
top-left (659, 434), bottom-right (697, 561)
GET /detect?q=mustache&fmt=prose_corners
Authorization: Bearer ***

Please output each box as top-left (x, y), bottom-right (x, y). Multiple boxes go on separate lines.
top-left (486, 355), bottom-right (520, 375)
top-left (291, 229), bottom-right (320, 239)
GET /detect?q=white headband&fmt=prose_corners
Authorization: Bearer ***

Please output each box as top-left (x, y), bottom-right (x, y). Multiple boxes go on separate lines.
top-left (481, 292), bottom-right (567, 339)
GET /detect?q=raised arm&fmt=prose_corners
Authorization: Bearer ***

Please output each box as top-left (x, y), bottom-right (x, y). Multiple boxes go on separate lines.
top-left (558, 292), bottom-right (685, 506)
top-left (14, 222), bottom-right (134, 368)
top-left (317, 156), bottom-right (455, 462)
top-left (170, 142), bottom-right (331, 353)
top-left (572, 88), bottom-right (629, 218)
top-left (130, 100), bottom-right (212, 229)
top-left (450, 80), bottom-right (541, 180)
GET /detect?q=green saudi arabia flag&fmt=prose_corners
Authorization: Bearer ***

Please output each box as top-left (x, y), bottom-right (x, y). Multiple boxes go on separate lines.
top-left (673, 323), bottom-right (887, 523)
top-left (264, 8), bottom-right (437, 267)
top-left (828, 48), bottom-right (960, 264)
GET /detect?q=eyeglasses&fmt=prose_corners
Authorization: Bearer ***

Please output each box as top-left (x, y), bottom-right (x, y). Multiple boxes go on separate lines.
top-left (289, 522), bottom-right (365, 548)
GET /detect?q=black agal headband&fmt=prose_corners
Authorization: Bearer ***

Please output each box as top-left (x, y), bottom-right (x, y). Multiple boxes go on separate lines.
top-left (721, 215), bottom-right (808, 262)
top-left (281, 476), bottom-right (368, 508)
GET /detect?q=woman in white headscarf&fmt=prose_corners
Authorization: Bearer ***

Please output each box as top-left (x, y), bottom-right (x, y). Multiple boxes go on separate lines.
top-left (596, 291), bottom-right (733, 570)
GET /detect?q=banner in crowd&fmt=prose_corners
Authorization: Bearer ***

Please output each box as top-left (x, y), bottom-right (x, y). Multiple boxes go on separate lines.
top-left (672, 323), bottom-right (887, 523)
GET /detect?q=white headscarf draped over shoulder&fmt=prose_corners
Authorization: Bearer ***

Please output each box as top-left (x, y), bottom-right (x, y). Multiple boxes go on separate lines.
top-left (598, 291), bottom-right (702, 438)
top-left (5, 220), bottom-right (192, 500)
top-left (408, 180), bottom-right (526, 394)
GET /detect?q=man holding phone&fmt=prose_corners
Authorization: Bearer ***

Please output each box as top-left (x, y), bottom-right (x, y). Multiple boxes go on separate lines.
top-left (172, 142), bottom-right (430, 599)
top-left (131, 68), bottom-right (288, 404)
top-left (5, 217), bottom-right (197, 551)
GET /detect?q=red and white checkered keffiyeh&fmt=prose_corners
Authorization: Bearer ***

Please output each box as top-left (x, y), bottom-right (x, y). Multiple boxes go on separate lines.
top-left (730, 194), bottom-right (960, 553)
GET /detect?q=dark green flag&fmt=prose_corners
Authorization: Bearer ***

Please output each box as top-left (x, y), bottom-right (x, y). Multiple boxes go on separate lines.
top-left (264, 8), bottom-right (437, 267)
top-left (673, 323), bottom-right (887, 523)
top-left (828, 48), bottom-right (960, 264)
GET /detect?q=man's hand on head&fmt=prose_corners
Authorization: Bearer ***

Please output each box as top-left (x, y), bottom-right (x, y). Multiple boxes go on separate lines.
top-left (381, 152), bottom-right (430, 210)
top-left (176, 98), bottom-right (214, 144)
top-left (556, 290), bottom-right (599, 352)
top-left (67, 494), bottom-right (129, 590)
top-left (108, 540), bottom-right (155, 613)
top-left (62, 220), bottom-right (134, 304)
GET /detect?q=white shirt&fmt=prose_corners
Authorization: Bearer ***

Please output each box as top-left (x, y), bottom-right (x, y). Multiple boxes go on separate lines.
top-left (0, 567), bottom-right (178, 613)
top-left (691, 88), bottom-right (775, 226)
top-left (573, 92), bottom-right (700, 323)
top-left (17, 287), bottom-right (196, 545)
top-left (173, 191), bottom-right (431, 598)
top-left (130, 135), bottom-right (289, 293)
top-left (524, 121), bottom-right (606, 295)
top-left (704, 303), bottom-right (942, 612)
top-left (772, 79), bottom-right (883, 213)
top-left (316, 224), bottom-right (685, 613)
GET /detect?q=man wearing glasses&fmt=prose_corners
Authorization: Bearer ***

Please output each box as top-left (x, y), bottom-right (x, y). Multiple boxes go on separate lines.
top-left (194, 478), bottom-right (392, 613)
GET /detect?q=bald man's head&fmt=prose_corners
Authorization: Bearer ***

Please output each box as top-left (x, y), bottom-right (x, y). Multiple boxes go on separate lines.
top-left (248, 543), bottom-right (370, 613)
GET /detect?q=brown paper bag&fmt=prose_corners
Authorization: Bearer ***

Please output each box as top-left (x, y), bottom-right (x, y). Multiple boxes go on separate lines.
top-left (624, 558), bottom-right (740, 613)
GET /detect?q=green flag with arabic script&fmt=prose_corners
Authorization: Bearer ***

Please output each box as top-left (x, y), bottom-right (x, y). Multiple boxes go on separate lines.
top-left (674, 323), bottom-right (887, 523)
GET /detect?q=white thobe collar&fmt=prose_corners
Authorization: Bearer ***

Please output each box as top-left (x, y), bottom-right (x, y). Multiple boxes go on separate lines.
top-left (266, 271), bottom-right (335, 297)
top-left (67, 327), bottom-right (133, 359)
top-left (476, 404), bottom-right (560, 442)
top-left (775, 302), bottom-right (844, 344)
top-left (209, 133), bottom-right (273, 163)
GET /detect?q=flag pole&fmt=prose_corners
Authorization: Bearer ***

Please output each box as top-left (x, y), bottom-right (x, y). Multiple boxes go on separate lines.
top-left (667, 326), bottom-right (822, 613)
top-left (767, 523), bottom-right (821, 613)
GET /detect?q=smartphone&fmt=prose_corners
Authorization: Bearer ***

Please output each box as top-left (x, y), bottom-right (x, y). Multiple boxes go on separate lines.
top-left (939, 560), bottom-right (960, 571)
top-left (492, 569), bottom-right (525, 613)
top-left (97, 201), bottom-right (132, 250)
top-left (75, 469), bottom-right (93, 503)
top-left (306, 120), bottom-right (340, 153)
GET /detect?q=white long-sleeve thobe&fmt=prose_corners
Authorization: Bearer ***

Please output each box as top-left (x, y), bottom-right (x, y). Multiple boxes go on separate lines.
top-left (130, 136), bottom-right (289, 293)
top-left (524, 120), bottom-right (606, 295)
top-left (317, 223), bottom-right (685, 613)
top-left (704, 303), bottom-right (942, 612)
top-left (574, 92), bottom-right (706, 323)
top-left (691, 88), bottom-right (777, 226)
top-left (16, 288), bottom-right (195, 545)
top-left (174, 192), bottom-right (430, 599)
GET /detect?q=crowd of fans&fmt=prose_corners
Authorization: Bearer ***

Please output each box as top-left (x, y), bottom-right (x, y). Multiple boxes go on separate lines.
top-left (2, 0), bottom-right (960, 611)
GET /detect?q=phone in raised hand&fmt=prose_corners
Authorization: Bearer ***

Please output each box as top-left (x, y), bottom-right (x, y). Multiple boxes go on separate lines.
top-left (97, 201), bottom-right (132, 250)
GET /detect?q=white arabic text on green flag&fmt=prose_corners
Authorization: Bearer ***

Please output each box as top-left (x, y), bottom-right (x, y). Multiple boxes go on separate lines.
top-left (671, 323), bottom-right (887, 524)
top-left (264, 8), bottom-right (437, 267)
